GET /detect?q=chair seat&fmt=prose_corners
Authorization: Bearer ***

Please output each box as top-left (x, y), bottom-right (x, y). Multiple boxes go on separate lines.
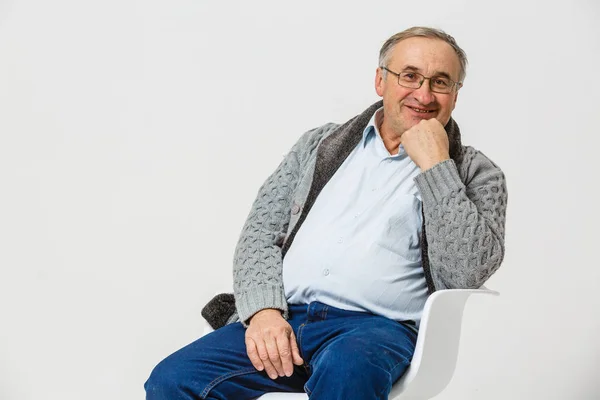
top-left (204, 288), bottom-right (499, 400)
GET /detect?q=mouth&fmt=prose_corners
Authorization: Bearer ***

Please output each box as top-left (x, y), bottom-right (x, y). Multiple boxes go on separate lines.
top-left (405, 105), bottom-right (437, 115)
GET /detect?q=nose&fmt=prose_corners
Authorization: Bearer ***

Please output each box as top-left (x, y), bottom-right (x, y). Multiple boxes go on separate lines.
top-left (412, 79), bottom-right (436, 105)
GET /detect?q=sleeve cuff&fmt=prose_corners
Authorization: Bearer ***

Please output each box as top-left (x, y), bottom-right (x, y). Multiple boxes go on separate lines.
top-left (235, 285), bottom-right (289, 327)
top-left (414, 159), bottom-right (465, 207)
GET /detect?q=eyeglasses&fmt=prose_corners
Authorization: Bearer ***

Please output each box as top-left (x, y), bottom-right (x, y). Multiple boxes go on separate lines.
top-left (380, 67), bottom-right (462, 94)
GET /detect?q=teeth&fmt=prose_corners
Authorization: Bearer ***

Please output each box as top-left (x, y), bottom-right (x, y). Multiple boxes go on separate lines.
top-left (412, 108), bottom-right (431, 113)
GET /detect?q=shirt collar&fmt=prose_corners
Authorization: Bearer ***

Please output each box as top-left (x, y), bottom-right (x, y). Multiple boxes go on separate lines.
top-left (362, 107), bottom-right (383, 143)
top-left (361, 107), bottom-right (406, 156)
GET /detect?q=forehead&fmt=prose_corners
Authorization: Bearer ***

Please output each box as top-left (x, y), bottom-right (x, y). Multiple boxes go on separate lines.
top-left (387, 37), bottom-right (461, 79)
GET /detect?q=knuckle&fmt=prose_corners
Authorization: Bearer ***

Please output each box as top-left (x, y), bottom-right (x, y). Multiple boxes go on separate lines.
top-left (279, 348), bottom-right (291, 357)
top-left (276, 326), bottom-right (289, 336)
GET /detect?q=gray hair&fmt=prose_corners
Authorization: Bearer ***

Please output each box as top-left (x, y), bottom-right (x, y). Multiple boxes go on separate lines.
top-left (379, 26), bottom-right (468, 84)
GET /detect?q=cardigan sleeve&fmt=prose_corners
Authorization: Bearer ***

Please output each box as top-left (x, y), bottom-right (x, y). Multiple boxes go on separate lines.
top-left (414, 150), bottom-right (507, 289)
top-left (232, 125), bottom-right (331, 325)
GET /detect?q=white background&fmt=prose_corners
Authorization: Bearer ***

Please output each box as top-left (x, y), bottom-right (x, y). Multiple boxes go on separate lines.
top-left (1, 0), bottom-right (599, 399)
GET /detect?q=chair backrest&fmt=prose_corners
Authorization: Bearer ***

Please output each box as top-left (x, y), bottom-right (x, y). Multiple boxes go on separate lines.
top-left (389, 288), bottom-right (499, 399)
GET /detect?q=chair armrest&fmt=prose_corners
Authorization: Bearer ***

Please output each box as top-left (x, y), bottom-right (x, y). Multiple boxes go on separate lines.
top-left (390, 288), bottom-right (499, 400)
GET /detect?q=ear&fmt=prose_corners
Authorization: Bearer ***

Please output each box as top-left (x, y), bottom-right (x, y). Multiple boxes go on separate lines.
top-left (375, 67), bottom-right (385, 97)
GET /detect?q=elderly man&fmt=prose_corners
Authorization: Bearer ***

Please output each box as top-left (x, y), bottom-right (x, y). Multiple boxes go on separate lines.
top-left (145, 26), bottom-right (507, 400)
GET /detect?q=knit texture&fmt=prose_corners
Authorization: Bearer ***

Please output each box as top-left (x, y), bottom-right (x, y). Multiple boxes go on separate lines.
top-left (232, 126), bottom-right (330, 325)
top-left (201, 293), bottom-right (236, 330)
top-left (415, 151), bottom-right (507, 288)
top-left (221, 100), bottom-right (507, 327)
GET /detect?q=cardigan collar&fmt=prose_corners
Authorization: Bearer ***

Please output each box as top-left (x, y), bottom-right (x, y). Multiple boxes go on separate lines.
top-left (281, 100), bottom-right (463, 260)
top-left (319, 100), bottom-right (464, 175)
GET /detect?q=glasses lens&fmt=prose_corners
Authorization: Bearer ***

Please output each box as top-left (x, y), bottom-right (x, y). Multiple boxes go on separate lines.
top-left (395, 70), bottom-right (456, 93)
top-left (430, 77), bottom-right (452, 93)
top-left (398, 72), bottom-right (422, 88)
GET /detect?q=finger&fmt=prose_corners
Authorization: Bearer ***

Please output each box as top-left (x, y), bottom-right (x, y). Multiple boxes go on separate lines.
top-left (265, 336), bottom-right (285, 377)
top-left (245, 337), bottom-right (265, 372)
top-left (262, 358), bottom-right (279, 380)
top-left (257, 338), bottom-right (279, 380)
top-left (289, 331), bottom-right (304, 366)
top-left (276, 333), bottom-right (294, 377)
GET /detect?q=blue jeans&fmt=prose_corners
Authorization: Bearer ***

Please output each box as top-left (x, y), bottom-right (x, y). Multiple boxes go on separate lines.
top-left (145, 301), bottom-right (417, 400)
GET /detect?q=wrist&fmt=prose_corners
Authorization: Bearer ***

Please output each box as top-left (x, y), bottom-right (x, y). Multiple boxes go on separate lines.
top-left (421, 156), bottom-right (449, 171)
top-left (250, 308), bottom-right (282, 323)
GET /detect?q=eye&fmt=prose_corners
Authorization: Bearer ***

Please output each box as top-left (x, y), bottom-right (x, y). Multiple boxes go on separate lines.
top-left (400, 72), bottom-right (418, 82)
top-left (433, 77), bottom-right (450, 87)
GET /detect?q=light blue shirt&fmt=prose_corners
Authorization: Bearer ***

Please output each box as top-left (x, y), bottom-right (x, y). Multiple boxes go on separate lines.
top-left (282, 107), bottom-right (428, 327)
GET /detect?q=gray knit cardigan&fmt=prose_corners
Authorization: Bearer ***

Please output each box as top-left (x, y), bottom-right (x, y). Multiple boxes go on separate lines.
top-left (201, 100), bottom-right (508, 329)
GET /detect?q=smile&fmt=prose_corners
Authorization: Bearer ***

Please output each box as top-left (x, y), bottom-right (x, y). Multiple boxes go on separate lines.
top-left (407, 106), bottom-right (435, 114)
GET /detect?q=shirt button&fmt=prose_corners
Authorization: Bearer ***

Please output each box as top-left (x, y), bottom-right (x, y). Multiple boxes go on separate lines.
top-left (337, 237), bottom-right (343, 243)
top-left (323, 269), bottom-right (330, 276)
top-left (291, 204), bottom-right (301, 215)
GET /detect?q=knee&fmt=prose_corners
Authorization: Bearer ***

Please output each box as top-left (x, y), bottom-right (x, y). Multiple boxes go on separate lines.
top-left (144, 357), bottom-right (185, 399)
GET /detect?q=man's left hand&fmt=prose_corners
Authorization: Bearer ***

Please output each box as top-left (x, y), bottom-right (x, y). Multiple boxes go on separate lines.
top-left (401, 118), bottom-right (450, 171)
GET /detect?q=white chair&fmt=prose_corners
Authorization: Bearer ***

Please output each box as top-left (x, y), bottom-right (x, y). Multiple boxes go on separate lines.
top-left (202, 288), bottom-right (499, 400)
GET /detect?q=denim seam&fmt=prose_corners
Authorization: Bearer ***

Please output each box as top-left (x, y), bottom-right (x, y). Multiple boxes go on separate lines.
top-left (200, 367), bottom-right (257, 399)
top-left (304, 383), bottom-right (313, 396)
top-left (322, 305), bottom-right (329, 320)
top-left (297, 322), bottom-right (313, 378)
top-left (375, 358), bottom-right (411, 399)
top-left (297, 323), bottom-right (306, 361)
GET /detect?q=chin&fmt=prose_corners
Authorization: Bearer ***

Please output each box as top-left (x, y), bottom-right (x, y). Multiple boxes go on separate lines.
top-left (408, 115), bottom-right (433, 124)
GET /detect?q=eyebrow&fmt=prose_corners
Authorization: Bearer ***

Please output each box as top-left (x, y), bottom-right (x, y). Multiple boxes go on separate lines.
top-left (402, 65), bottom-right (453, 80)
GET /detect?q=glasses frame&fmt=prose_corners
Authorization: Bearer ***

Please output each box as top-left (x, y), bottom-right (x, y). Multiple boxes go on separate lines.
top-left (380, 66), bottom-right (462, 94)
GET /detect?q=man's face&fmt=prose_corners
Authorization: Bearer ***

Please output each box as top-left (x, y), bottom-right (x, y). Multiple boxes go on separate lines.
top-left (375, 37), bottom-right (461, 137)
